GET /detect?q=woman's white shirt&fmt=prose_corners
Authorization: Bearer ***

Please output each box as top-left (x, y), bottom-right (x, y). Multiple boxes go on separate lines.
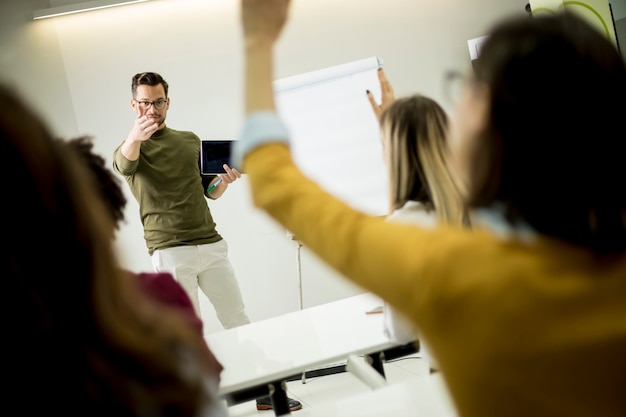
top-left (383, 202), bottom-right (437, 364)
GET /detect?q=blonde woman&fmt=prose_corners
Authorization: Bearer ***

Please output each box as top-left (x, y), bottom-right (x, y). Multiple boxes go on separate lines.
top-left (368, 69), bottom-right (468, 370)
top-left (370, 70), bottom-right (466, 226)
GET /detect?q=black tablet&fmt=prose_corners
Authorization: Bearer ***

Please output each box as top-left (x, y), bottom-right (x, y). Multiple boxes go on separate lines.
top-left (200, 140), bottom-right (235, 175)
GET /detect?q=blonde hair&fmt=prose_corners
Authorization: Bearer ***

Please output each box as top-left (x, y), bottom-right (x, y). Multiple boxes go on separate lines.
top-left (380, 94), bottom-right (466, 226)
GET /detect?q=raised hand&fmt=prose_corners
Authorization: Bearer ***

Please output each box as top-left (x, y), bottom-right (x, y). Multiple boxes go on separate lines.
top-left (366, 68), bottom-right (396, 122)
top-left (241, 0), bottom-right (291, 44)
top-left (129, 114), bottom-right (160, 143)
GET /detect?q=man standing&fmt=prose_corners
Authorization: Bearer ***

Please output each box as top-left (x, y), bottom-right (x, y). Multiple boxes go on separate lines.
top-left (113, 72), bottom-right (302, 412)
top-left (112, 72), bottom-right (250, 329)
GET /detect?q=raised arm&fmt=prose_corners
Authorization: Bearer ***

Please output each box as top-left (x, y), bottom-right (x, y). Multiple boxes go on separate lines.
top-left (241, 0), bottom-right (291, 115)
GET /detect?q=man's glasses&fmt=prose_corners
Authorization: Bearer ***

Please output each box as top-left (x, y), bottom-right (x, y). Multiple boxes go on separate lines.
top-left (133, 99), bottom-right (167, 110)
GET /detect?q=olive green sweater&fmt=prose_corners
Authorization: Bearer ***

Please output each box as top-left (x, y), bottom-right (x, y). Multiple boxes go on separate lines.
top-left (113, 127), bottom-right (221, 255)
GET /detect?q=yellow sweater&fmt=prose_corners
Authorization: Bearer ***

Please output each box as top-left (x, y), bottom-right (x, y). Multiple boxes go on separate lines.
top-left (245, 143), bottom-right (626, 417)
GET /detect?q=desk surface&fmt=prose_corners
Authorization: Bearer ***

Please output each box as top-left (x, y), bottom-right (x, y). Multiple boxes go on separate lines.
top-left (206, 293), bottom-right (400, 396)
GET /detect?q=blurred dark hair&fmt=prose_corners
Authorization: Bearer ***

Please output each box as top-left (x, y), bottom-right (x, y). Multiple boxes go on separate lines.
top-left (64, 135), bottom-right (127, 229)
top-left (467, 11), bottom-right (626, 254)
top-left (1, 83), bottom-right (218, 415)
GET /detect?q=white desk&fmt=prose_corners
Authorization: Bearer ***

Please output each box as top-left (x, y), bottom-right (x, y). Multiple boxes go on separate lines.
top-left (206, 293), bottom-right (408, 415)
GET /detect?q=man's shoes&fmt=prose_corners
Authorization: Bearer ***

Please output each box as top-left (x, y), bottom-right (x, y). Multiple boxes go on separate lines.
top-left (256, 395), bottom-right (302, 411)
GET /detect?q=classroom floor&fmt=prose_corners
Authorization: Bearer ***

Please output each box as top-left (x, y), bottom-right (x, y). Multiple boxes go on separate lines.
top-left (226, 352), bottom-right (429, 416)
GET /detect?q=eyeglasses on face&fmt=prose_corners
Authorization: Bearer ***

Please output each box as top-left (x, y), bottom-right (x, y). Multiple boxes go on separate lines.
top-left (442, 70), bottom-right (474, 105)
top-left (133, 98), bottom-right (167, 110)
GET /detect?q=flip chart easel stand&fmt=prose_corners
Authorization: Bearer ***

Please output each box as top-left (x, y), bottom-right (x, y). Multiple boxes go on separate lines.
top-left (290, 235), bottom-right (307, 384)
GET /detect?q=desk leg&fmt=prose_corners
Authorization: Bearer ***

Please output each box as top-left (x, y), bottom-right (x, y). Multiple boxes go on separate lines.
top-left (365, 351), bottom-right (386, 378)
top-left (269, 380), bottom-right (291, 416)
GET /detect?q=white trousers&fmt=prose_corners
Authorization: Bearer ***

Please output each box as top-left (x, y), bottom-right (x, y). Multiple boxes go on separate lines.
top-left (151, 240), bottom-right (250, 329)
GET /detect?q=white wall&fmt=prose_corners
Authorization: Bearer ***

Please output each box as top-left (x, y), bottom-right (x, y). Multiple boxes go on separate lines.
top-left (1, 0), bottom-right (531, 333)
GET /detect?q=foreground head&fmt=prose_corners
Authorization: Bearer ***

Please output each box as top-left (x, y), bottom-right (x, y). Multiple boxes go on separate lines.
top-left (2, 84), bottom-right (118, 325)
top-left (2, 84), bottom-right (219, 414)
top-left (65, 135), bottom-right (127, 229)
top-left (131, 71), bottom-right (170, 127)
top-left (2, 81), bottom-right (121, 393)
top-left (449, 11), bottom-right (626, 253)
top-left (380, 95), bottom-right (465, 225)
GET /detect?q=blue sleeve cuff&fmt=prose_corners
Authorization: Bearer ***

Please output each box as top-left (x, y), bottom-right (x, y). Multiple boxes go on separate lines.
top-left (232, 111), bottom-right (290, 170)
